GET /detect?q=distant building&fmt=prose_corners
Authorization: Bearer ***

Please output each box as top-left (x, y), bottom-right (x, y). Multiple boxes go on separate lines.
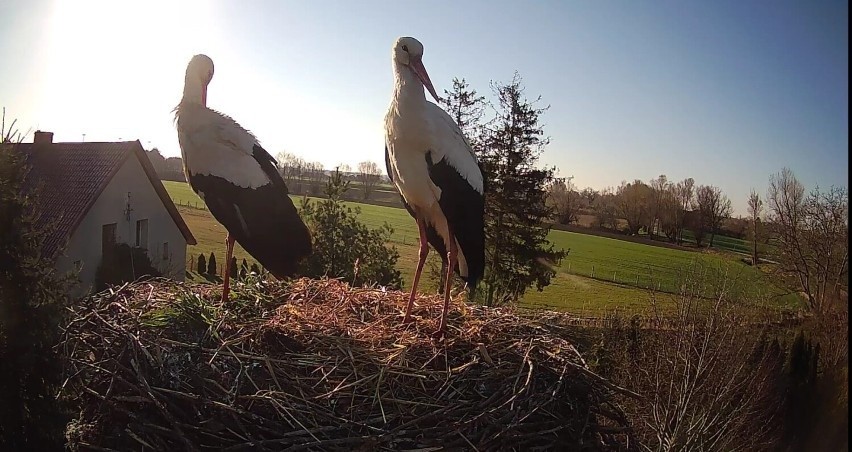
top-left (19, 131), bottom-right (196, 296)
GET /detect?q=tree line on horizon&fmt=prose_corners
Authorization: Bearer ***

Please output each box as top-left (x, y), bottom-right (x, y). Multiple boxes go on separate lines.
top-left (146, 147), bottom-right (388, 201)
top-left (547, 174), bottom-right (735, 247)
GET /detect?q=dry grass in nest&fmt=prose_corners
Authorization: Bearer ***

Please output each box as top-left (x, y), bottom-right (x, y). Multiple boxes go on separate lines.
top-left (61, 276), bottom-right (636, 451)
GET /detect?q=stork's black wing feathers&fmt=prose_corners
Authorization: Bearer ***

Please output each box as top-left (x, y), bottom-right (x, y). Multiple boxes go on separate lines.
top-left (252, 144), bottom-right (289, 195)
top-left (184, 143), bottom-right (311, 279)
top-left (426, 151), bottom-right (485, 291)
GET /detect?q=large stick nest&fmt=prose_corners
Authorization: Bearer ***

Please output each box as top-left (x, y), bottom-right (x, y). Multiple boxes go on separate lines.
top-left (61, 277), bottom-right (635, 451)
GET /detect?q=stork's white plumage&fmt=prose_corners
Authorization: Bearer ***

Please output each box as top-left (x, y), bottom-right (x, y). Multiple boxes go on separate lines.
top-left (175, 54), bottom-right (311, 303)
top-left (384, 37), bottom-right (486, 337)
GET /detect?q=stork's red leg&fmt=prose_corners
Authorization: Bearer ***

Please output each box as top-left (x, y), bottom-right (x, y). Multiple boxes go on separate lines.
top-left (436, 230), bottom-right (458, 338)
top-left (221, 234), bottom-right (235, 304)
top-left (403, 218), bottom-right (429, 324)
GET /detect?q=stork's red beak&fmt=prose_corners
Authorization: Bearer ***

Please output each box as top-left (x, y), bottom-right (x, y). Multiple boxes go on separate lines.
top-left (410, 57), bottom-right (440, 103)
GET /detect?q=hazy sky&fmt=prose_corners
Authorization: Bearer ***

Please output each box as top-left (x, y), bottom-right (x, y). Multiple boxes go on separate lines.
top-left (0, 0), bottom-right (847, 215)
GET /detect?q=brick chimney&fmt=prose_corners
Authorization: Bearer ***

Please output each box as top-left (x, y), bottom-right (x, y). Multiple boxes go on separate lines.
top-left (33, 130), bottom-right (54, 145)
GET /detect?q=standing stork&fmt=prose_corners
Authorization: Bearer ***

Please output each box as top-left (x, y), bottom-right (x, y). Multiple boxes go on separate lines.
top-left (175, 54), bottom-right (312, 303)
top-left (384, 37), bottom-right (486, 337)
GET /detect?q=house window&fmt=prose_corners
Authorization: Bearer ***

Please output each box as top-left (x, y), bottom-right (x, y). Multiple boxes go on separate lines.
top-left (135, 219), bottom-right (149, 249)
top-left (102, 223), bottom-right (117, 255)
top-left (162, 242), bottom-right (170, 261)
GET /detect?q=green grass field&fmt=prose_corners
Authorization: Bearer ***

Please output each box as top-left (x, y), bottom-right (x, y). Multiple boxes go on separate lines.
top-left (676, 229), bottom-right (773, 256)
top-left (165, 181), bottom-right (800, 315)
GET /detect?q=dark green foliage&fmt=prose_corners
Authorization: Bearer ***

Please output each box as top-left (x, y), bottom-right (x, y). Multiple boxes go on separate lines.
top-left (298, 169), bottom-right (403, 288)
top-left (94, 243), bottom-right (163, 292)
top-left (441, 74), bottom-right (568, 306)
top-left (477, 73), bottom-right (568, 306)
top-left (250, 263), bottom-right (260, 275)
top-left (207, 252), bottom-right (217, 275)
top-left (0, 136), bottom-right (71, 450)
top-left (197, 253), bottom-right (206, 274)
top-left (229, 256), bottom-right (238, 279)
top-left (240, 258), bottom-right (248, 279)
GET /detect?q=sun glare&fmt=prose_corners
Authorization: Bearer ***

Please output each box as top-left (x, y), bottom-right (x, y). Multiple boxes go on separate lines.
top-left (33, 1), bottom-right (380, 166)
top-left (40, 0), bottom-right (217, 144)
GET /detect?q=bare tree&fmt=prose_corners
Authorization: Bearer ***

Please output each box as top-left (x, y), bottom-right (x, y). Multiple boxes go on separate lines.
top-left (592, 187), bottom-right (619, 230)
top-left (747, 189), bottom-right (764, 266)
top-left (695, 185), bottom-right (732, 247)
top-left (767, 167), bottom-right (849, 313)
top-left (693, 187), bottom-right (712, 246)
top-left (647, 175), bottom-right (669, 240)
top-left (616, 179), bottom-right (651, 235)
top-left (276, 151), bottom-right (306, 193)
top-left (304, 161), bottom-right (326, 194)
top-left (674, 178), bottom-right (695, 244)
top-left (580, 187), bottom-right (599, 207)
top-left (547, 176), bottom-right (583, 225)
top-left (709, 190), bottom-right (732, 247)
top-left (357, 161), bottom-right (382, 201)
top-left (658, 185), bottom-right (680, 242)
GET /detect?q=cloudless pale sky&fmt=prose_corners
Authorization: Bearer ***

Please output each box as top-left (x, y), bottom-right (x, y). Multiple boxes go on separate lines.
top-left (0, 0), bottom-right (847, 215)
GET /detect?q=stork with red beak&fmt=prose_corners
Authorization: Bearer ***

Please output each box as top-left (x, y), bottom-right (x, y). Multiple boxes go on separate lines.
top-left (175, 54), bottom-right (312, 303)
top-left (384, 37), bottom-right (486, 338)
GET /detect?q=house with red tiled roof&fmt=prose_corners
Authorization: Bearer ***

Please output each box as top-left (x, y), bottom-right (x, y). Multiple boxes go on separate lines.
top-left (20, 131), bottom-right (196, 295)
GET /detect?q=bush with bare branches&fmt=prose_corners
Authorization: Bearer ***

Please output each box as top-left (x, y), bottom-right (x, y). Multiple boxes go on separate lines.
top-left (587, 263), bottom-right (787, 451)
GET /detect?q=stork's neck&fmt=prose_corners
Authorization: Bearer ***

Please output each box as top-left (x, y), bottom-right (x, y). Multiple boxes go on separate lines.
top-left (181, 75), bottom-right (206, 106)
top-left (393, 61), bottom-right (426, 105)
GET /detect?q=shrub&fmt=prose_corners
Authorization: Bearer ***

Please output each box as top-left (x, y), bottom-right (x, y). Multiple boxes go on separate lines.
top-left (0, 125), bottom-right (72, 450)
top-left (94, 243), bottom-right (162, 292)
top-left (240, 258), bottom-right (248, 279)
top-left (229, 256), bottom-right (238, 279)
top-left (197, 253), bottom-right (207, 274)
top-left (207, 252), bottom-right (217, 276)
top-left (298, 169), bottom-right (402, 288)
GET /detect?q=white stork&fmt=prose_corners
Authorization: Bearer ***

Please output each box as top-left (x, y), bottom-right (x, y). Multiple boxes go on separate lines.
top-left (383, 37), bottom-right (486, 337)
top-left (174, 54), bottom-right (312, 303)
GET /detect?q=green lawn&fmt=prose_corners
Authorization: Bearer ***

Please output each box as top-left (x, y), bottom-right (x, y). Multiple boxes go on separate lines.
top-left (677, 229), bottom-right (772, 256)
top-left (547, 230), bottom-right (797, 305)
top-left (164, 181), bottom-right (800, 315)
top-left (166, 180), bottom-right (422, 282)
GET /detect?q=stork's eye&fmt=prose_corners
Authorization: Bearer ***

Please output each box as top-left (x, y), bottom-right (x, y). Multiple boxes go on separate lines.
top-left (402, 45), bottom-right (409, 52)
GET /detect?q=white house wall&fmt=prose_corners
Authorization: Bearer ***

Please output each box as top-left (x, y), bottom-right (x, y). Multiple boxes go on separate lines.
top-left (56, 154), bottom-right (187, 295)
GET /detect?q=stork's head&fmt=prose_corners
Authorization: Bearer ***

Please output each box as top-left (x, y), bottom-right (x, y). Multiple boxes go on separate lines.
top-left (392, 37), bottom-right (440, 103)
top-left (185, 54), bottom-right (215, 106)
